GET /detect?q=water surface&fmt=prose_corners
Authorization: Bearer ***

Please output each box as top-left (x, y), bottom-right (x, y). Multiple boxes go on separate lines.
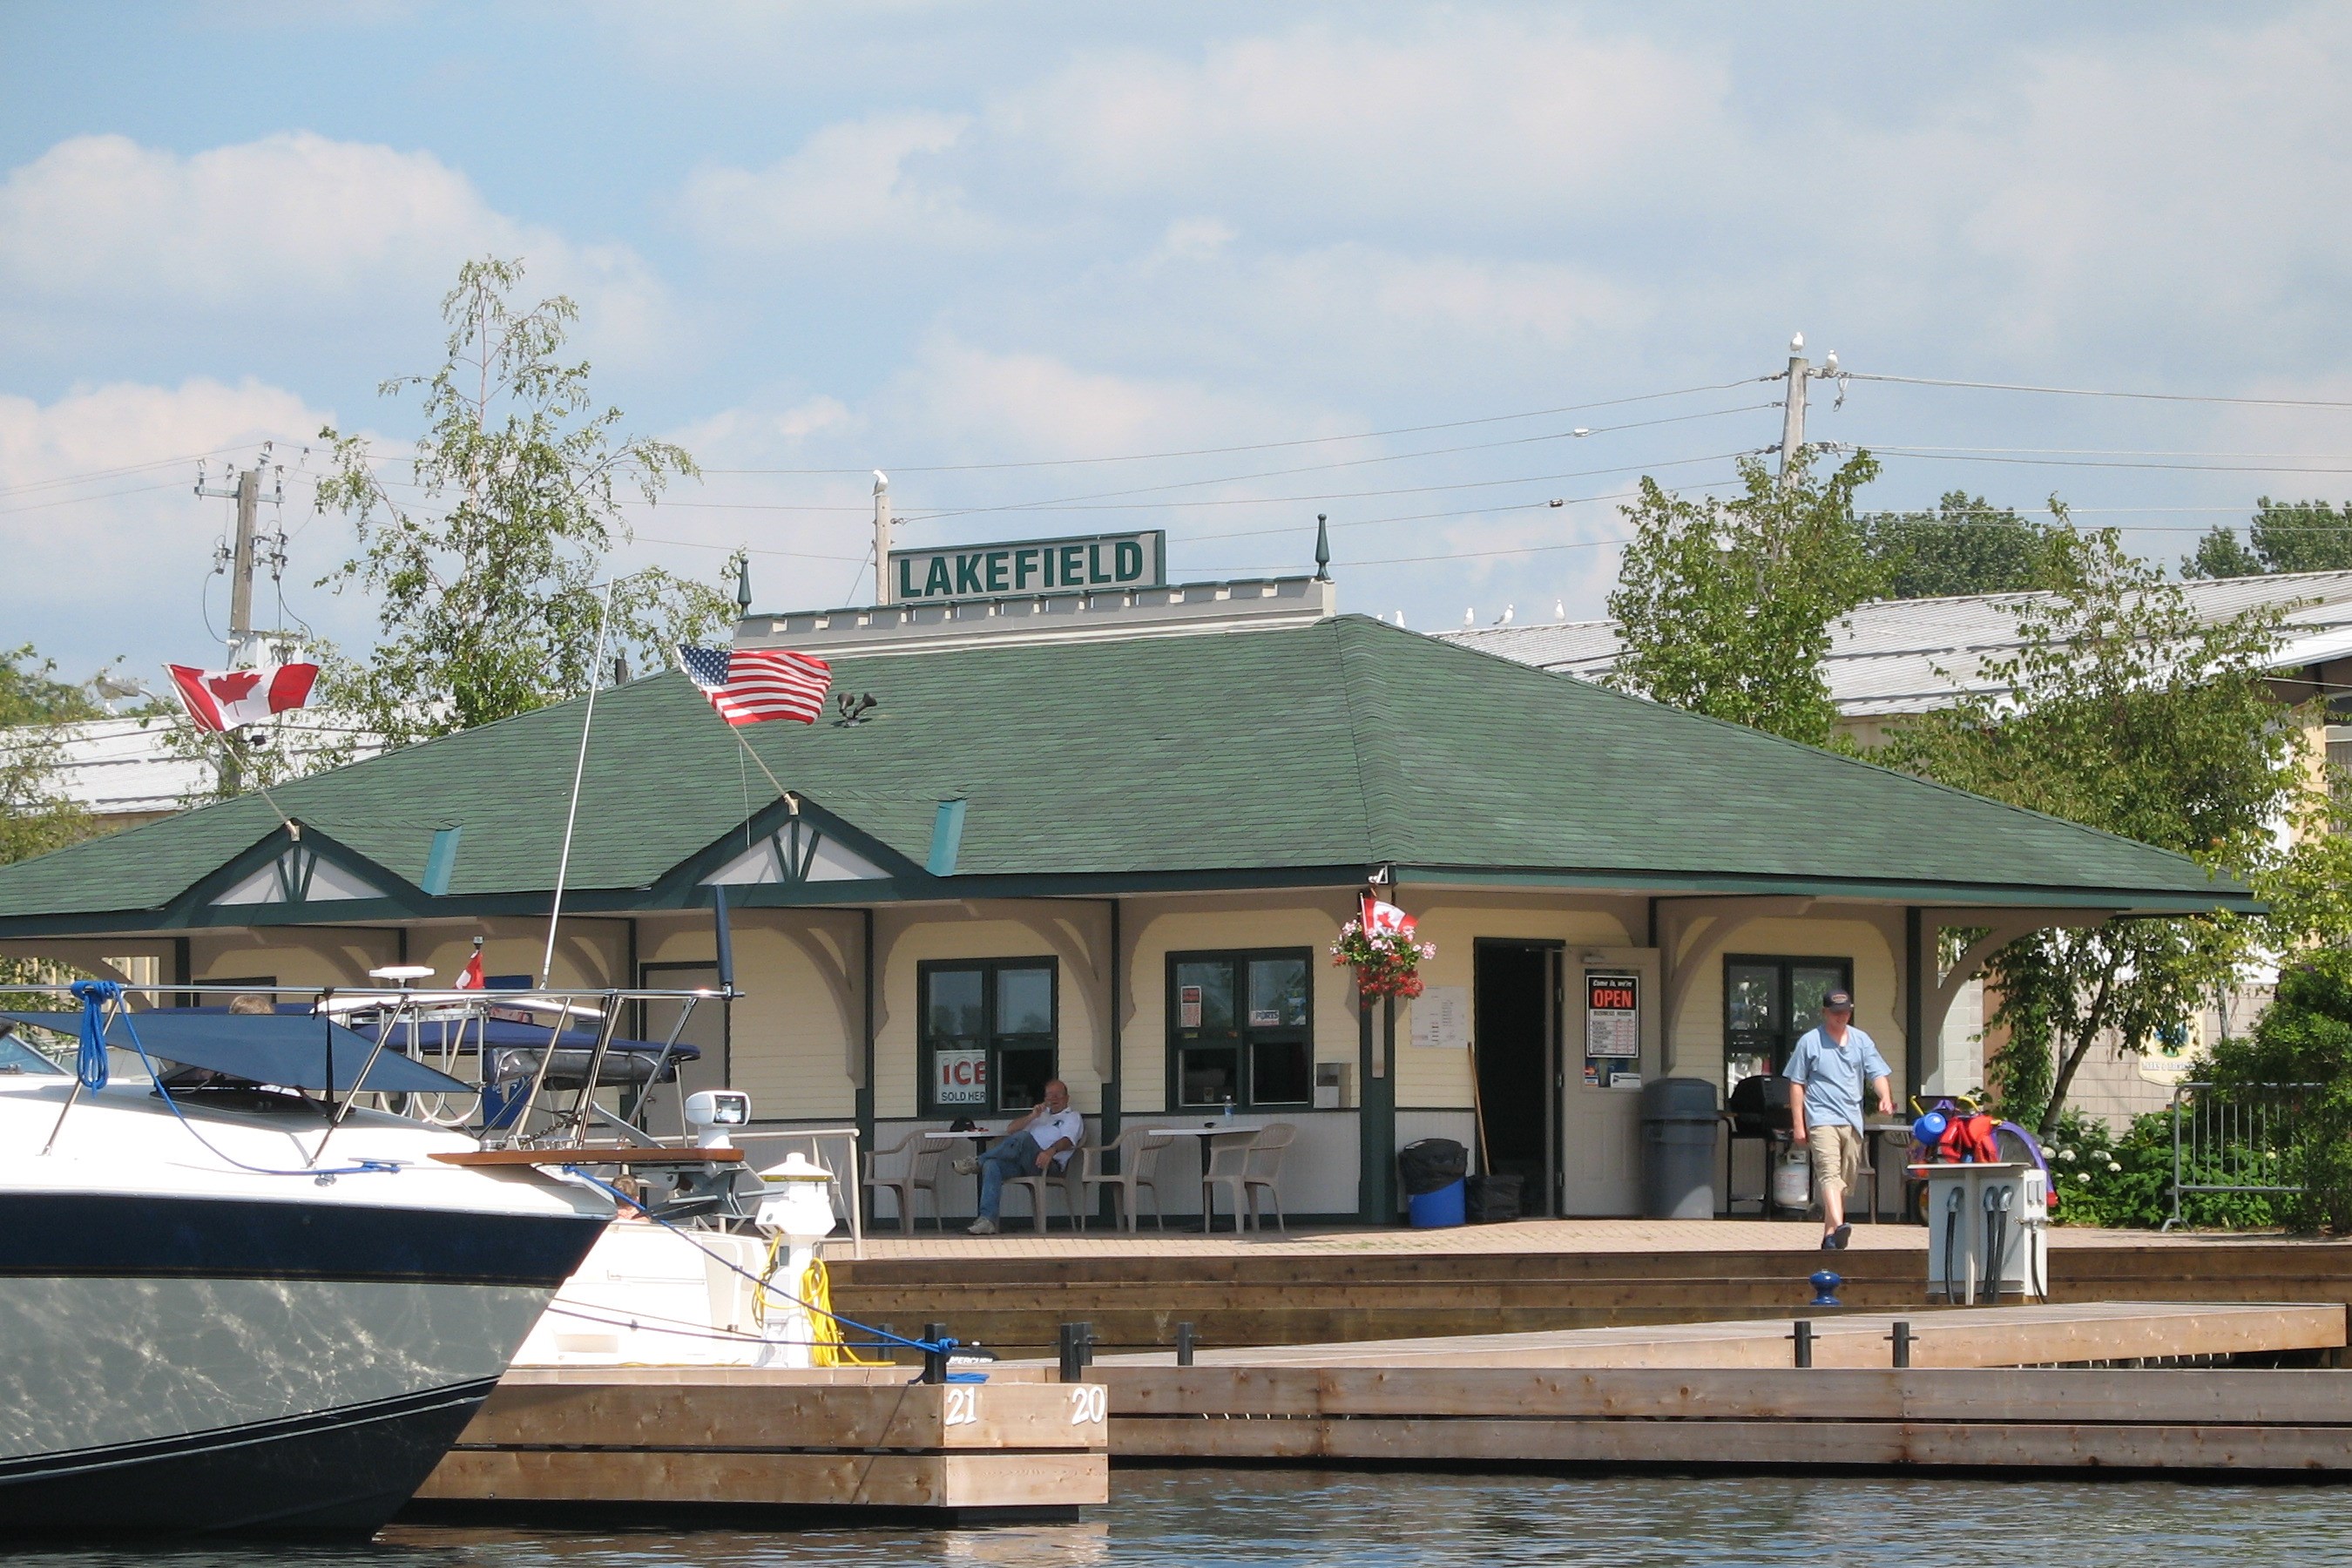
top-left (17, 1468), bottom-right (2352, 1568)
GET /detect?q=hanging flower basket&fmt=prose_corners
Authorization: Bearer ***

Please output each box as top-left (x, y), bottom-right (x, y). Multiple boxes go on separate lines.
top-left (1332, 898), bottom-right (1436, 1000)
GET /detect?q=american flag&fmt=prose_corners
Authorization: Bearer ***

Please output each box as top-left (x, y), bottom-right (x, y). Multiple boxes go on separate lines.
top-left (678, 645), bottom-right (831, 726)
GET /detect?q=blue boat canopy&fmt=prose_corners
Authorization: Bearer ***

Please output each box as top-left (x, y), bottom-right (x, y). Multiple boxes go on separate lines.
top-left (0, 1010), bottom-right (471, 1094)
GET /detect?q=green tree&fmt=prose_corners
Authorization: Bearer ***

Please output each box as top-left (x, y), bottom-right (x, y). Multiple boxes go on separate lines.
top-left (2183, 497), bottom-right (2352, 579)
top-left (1605, 451), bottom-right (1882, 746)
top-left (314, 256), bottom-right (732, 746)
top-left (1882, 526), bottom-right (2303, 1137)
top-left (1857, 491), bottom-right (2060, 599)
top-left (0, 644), bottom-right (101, 867)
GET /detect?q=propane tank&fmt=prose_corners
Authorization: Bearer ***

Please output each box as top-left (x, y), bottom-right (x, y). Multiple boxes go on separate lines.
top-left (1774, 1145), bottom-right (1815, 1212)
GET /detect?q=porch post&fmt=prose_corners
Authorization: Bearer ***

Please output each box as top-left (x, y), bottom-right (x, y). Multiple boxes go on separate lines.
top-left (1904, 905), bottom-right (1926, 1104)
top-left (1358, 992), bottom-right (1397, 1225)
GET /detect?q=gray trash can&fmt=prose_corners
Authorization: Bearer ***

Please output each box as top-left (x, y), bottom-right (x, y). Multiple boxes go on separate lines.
top-left (1639, 1077), bottom-right (1720, 1220)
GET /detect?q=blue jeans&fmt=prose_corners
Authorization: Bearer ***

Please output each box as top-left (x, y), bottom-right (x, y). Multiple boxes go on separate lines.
top-left (977, 1131), bottom-right (1065, 1219)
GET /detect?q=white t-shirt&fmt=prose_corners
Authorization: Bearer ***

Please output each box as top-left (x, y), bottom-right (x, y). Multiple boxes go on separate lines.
top-left (1025, 1106), bottom-right (1085, 1161)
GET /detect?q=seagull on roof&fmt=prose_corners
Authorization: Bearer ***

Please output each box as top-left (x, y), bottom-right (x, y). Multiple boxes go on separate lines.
top-left (1463, 607), bottom-right (1475, 627)
top-left (1494, 605), bottom-right (1515, 626)
top-left (1555, 600), bottom-right (1566, 621)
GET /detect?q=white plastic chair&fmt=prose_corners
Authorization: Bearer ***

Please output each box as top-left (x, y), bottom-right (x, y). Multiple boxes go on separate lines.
top-left (1240, 1121), bottom-right (1298, 1232)
top-left (863, 1130), bottom-right (944, 1232)
top-left (1201, 1128), bottom-right (1260, 1232)
top-left (1005, 1121), bottom-right (1090, 1233)
top-left (1081, 1125), bottom-right (1175, 1232)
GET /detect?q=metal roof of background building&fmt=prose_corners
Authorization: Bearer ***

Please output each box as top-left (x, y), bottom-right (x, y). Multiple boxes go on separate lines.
top-left (1445, 569), bottom-right (2352, 718)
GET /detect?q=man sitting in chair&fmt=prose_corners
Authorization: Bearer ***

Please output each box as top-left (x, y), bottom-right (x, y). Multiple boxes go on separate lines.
top-left (955, 1078), bottom-right (1082, 1235)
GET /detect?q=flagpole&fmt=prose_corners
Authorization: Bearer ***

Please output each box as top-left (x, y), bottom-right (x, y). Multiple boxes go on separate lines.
top-left (543, 578), bottom-right (617, 987)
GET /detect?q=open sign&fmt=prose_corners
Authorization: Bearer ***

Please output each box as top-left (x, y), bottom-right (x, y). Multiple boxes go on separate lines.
top-left (936, 1047), bottom-right (989, 1105)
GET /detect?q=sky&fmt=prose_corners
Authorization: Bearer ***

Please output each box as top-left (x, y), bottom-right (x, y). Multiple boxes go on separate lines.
top-left (3, 2), bottom-right (2351, 685)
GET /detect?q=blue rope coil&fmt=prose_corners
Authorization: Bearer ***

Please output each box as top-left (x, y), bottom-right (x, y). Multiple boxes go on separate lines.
top-left (70, 979), bottom-right (111, 1091)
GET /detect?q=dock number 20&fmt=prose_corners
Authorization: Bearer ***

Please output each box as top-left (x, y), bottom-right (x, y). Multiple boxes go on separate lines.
top-left (944, 1387), bottom-right (979, 1426)
top-left (1067, 1384), bottom-right (1106, 1424)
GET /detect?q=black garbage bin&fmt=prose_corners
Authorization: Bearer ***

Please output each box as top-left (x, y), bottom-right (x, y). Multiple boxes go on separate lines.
top-left (1398, 1138), bottom-right (1468, 1227)
top-left (1639, 1077), bottom-right (1720, 1220)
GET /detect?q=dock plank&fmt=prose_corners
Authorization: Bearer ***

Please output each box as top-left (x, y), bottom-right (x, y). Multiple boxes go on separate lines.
top-left (460, 1377), bottom-right (1105, 1451)
top-left (417, 1448), bottom-right (1109, 1510)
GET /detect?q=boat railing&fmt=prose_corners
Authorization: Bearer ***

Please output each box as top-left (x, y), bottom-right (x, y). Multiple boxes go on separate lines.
top-left (4, 981), bottom-right (855, 1204)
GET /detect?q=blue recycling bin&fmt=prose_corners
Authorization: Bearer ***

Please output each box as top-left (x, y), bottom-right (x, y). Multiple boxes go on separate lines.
top-left (1408, 1179), bottom-right (1466, 1228)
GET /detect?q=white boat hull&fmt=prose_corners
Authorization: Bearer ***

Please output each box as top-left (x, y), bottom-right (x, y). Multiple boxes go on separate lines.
top-left (0, 1085), bottom-right (609, 1534)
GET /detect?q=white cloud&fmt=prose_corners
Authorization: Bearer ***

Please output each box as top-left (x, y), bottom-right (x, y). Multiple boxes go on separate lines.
top-left (993, 17), bottom-right (1741, 229)
top-left (682, 112), bottom-right (988, 251)
top-left (0, 378), bottom-right (354, 675)
top-left (0, 132), bottom-right (676, 367)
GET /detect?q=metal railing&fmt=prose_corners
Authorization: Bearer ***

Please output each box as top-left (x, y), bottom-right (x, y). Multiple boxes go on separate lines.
top-left (2165, 1081), bottom-right (2322, 1231)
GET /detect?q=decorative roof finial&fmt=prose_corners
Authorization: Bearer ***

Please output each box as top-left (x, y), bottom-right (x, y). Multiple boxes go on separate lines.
top-left (1314, 513), bottom-right (1331, 581)
top-left (735, 554), bottom-right (754, 614)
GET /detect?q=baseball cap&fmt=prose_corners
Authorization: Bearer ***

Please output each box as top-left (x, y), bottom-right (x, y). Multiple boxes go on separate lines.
top-left (1821, 990), bottom-right (1854, 1011)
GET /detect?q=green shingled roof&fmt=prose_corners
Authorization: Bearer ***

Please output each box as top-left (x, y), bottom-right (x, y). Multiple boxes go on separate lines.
top-left (0, 615), bottom-right (2250, 927)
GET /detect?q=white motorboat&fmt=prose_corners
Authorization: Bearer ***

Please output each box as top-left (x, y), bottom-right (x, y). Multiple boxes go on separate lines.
top-left (0, 993), bottom-right (612, 1537)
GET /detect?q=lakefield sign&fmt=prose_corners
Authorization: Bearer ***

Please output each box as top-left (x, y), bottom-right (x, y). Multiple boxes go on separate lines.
top-left (889, 531), bottom-right (1166, 604)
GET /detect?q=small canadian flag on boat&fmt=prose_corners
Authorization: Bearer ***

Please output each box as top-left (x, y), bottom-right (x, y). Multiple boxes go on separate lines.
top-left (166, 661), bottom-right (321, 733)
top-left (455, 950), bottom-right (485, 990)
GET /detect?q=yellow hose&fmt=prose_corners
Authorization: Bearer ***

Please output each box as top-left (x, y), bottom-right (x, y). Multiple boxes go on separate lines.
top-left (751, 1237), bottom-right (886, 1367)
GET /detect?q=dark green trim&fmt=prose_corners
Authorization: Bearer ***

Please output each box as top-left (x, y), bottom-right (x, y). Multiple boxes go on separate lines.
top-left (857, 908), bottom-right (876, 1152)
top-left (1904, 906), bottom-right (1925, 1098)
top-left (1102, 897), bottom-right (1122, 1225)
top-left (916, 955), bottom-right (1060, 1117)
top-left (1163, 946), bottom-right (1315, 1112)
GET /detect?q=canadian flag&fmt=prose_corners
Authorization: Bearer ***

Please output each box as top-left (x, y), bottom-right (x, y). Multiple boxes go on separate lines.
top-left (1360, 893), bottom-right (1416, 937)
top-left (166, 662), bottom-right (320, 733)
top-left (455, 950), bottom-right (485, 990)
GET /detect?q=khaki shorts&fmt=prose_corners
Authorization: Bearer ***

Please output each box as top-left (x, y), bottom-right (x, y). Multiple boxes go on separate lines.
top-left (1809, 1122), bottom-right (1865, 1206)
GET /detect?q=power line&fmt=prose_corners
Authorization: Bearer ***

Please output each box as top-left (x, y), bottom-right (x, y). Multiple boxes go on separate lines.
top-left (1863, 447), bottom-right (2352, 477)
top-left (696, 376), bottom-right (1774, 476)
top-left (0, 478), bottom-right (188, 517)
top-left (893, 407), bottom-right (1775, 524)
top-left (1846, 372), bottom-right (2352, 411)
top-left (0, 441), bottom-right (278, 500)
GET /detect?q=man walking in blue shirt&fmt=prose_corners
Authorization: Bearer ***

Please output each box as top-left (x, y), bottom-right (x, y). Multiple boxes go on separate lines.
top-left (1785, 989), bottom-right (1894, 1251)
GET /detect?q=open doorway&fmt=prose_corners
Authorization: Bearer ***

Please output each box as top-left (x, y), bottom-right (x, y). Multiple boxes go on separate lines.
top-left (1473, 940), bottom-right (1560, 1217)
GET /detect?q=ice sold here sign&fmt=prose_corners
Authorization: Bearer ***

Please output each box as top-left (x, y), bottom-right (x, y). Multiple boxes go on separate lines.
top-left (936, 1048), bottom-right (989, 1106)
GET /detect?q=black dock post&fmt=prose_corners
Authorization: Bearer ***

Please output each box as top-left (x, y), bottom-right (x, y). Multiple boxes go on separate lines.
top-left (922, 1321), bottom-right (950, 1384)
top-left (1059, 1321), bottom-right (1096, 1381)
top-left (1891, 1320), bottom-right (1913, 1369)
top-left (1175, 1321), bottom-right (1196, 1367)
top-left (1792, 1319), bottom-right (1814, 1368)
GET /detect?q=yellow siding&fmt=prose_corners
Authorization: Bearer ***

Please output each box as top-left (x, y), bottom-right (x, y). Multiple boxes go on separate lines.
top-left (1392, 895), bottom-right (1639, 1108)
top-left (1123, 894), bottom-right (1361, 1115)
top-left (1667, 914), bottom-right (1905, 1095)
top-left (873, 903), bottom-right (1112, 1119)
top-left (192, 928), bottom-right (398, 989)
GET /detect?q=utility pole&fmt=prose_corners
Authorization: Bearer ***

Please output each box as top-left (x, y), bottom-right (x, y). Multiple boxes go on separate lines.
top-left (1777, 333), bottom-right (1809, 483)
top-left (197, 463), bottom-right (266, 666)
top-left (196, 449), bottom-right (289, 668)
top-left (873, 470), bottom-right (893, 605)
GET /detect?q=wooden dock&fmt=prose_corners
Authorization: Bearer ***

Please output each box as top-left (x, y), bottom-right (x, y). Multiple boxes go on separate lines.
top-left (832, 1228), bottom-right (2352, 1357)
top-left (1097, 1301), bottom-right (2348, 1369)
top-left (408, 1366), bottom-right (1109, 1524)
top-left (1092, 1301), bottom-right (2352, 1477)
